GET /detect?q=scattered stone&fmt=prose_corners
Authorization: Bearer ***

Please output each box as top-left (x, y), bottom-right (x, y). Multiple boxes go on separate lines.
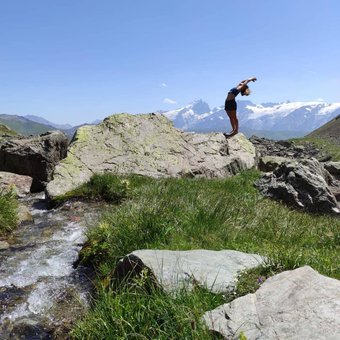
top-left (114, 249), bottom-right (264, 293)
top-left (255, 159), bottom-right (340, 215)
top-left (46, 114), bottom-right (256, 200)
top-left (203, 266), bottom-right (340, 340)
top-left (0, 241), bottom-right (10, 251)
top-left (17, 205), bottom-right (33, 224)
top-left (0, 171), bottom-right (33, 197)
top-left (0, 318), bottom-right (53, 340)
top-left (0, 131), bottom-right (68, 192)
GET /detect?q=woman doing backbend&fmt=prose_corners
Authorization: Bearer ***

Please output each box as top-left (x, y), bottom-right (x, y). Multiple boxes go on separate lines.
top-left (224, 77), bottom-right (257, 137)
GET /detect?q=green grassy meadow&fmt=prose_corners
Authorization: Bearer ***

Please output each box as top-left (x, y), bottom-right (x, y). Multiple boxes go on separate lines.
top-left (68, 171), bottom-right (340, 339)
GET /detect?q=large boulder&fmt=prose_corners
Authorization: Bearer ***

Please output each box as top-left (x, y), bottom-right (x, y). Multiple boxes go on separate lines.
top-left (0, 172), bottom-right (33, 197)
top-left (113, 249), bottom-right (264, 293)
top-left (203, 266), bottom-right (340, 340)
top-left (0, 131), bottom-right (68, 192)
top-left (46, 113), bottom-right (256, 199)
top-left (255, 159), bottom-right (340, 214)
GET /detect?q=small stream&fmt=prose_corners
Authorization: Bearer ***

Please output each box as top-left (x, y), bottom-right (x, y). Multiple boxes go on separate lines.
top-left (0, 194), bottom-right (100, 339)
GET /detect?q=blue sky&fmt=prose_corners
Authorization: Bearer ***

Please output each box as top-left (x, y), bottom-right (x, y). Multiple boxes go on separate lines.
top-left (1, 0), bottom-right (339, 125)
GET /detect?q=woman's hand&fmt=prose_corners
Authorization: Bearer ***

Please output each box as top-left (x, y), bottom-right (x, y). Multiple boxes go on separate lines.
top-left (249, 77), bottom-right (257, 82)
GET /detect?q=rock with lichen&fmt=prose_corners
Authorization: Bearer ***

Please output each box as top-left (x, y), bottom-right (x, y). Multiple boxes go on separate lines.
top-left (46, 113), bottom-right (256, 200)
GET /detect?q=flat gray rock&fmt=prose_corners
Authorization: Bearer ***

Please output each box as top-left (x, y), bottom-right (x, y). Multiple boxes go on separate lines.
top-left (203, 266), bottom-right (340, 340)
top-left (46, 113), bottom-right (256, 200)
top-left (115, 249), bottom-right (264, 293)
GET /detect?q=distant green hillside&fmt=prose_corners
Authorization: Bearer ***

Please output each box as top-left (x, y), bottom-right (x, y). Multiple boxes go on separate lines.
top-left (0, 123), bottom-right (18, 136)
top-left (0, 114), bottom-right (56, 136)
top-left (291, 114), bottom-right (340, 161)
top-left (0, 123), bottom-right (18, 143)
top-left (307, 114), bottom-right (340, 146)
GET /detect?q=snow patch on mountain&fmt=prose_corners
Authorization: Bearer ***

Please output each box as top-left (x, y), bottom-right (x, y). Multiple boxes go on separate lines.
top-left (319, 103), bottom-right (340, 115)
top-left (246, 102), bottom-right (324, 120)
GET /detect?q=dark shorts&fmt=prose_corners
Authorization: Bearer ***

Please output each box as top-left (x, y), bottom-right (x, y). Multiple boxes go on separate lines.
top-left (224, 99), bottom-right (237, 112)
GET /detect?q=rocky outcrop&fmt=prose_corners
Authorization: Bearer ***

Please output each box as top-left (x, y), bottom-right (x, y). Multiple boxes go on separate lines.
top-left (250, 135), bottom-right (329, 162)
top-left (0, 131), bottom-right (68, 192)
top-left (324, 161), bottom-right (340, 178)
top-left (203, 266), bottom-right (340, 340)
top-left (255, 159), bottom-right (339, 215)
top-left (46, 114), bottom-right (256, 200)
top-left (258, 155), bottom-right (292, 172)
top-left (114, 249), bottom-right (264, 293)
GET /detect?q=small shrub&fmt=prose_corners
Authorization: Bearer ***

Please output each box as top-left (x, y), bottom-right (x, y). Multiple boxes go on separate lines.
top-left (0, 188), bottom-right (18, 235)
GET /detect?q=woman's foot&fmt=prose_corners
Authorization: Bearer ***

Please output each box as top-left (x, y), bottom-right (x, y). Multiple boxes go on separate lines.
top-left (223, 131), bottom-right (238, 138)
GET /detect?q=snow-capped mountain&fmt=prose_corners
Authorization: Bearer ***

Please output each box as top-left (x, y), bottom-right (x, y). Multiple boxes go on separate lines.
top-left (160, 100), bottom-right (340, 139)
top-left (164, 99), bottom-right (211, 130)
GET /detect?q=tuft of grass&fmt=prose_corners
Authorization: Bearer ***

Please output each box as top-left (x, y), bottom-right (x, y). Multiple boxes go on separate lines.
top-left (71, 170), bottom-right (340, 339)
top-left (53, 173), bottom-right (131, 206)
top-left (0, 188), bottom-right (18, 235)
top-left (71, 282), bottom-right (224, 340)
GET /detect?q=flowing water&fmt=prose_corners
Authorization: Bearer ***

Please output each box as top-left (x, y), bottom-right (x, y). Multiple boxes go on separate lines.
top-left (0, 195), bottom-right (100, 339)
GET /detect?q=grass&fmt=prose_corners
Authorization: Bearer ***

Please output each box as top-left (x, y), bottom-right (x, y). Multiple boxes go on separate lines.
top-left (71, 171), bottom-right (340, 339)
top-left (72, 284), bottom-right (225, 340)
top-left (0, 188), bottom-right (18, 236)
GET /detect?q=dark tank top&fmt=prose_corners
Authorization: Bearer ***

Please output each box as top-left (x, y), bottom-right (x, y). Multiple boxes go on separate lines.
top-left (228, 87), bottom-right (239, 96)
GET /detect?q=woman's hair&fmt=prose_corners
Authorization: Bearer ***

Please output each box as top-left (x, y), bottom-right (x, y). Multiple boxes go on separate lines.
top-left (241, 85), bottom-right (251, 96)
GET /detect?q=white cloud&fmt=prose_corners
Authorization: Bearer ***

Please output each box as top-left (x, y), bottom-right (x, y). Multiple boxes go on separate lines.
top-left (161, 83), bottom-right (167, 87)
top-left (163, 98), bottom-right (177, 104)
top-left (314, 98), bottom-right (324, 102)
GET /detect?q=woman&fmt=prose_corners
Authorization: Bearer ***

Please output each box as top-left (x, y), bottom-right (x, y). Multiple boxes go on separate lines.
top-left (224, 77), bottom-right (257, 137)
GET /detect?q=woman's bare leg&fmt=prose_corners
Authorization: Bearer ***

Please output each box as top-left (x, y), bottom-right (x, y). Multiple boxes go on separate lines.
top-left (226, 110), bottom-right (238, 135)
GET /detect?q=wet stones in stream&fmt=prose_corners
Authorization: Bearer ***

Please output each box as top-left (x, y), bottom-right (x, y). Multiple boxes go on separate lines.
top-left (0, 195), bottom-right (103, 339)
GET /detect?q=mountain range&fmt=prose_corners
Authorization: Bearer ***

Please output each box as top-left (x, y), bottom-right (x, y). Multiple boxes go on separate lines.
top-left (1, 99), bottom-right (339, 140)
top-left (0, 114), bottom-right (56, 136)
top-left (0, 114), bottom-right (100, 139)
top-left (160, 99), bottom-right (340, 139)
